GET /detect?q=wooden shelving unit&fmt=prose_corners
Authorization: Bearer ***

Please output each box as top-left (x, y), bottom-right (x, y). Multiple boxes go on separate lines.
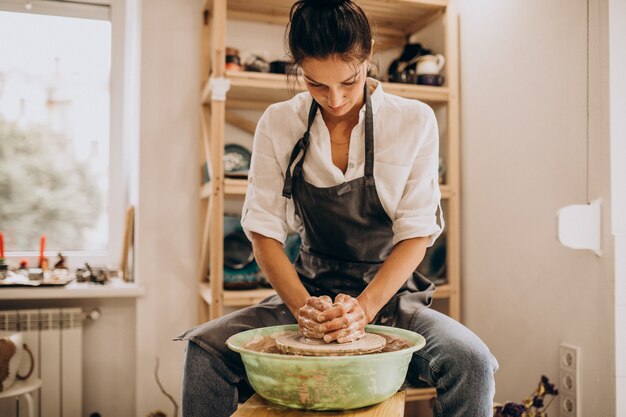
top-left (202, 70), bottom-right (450, 108)
top-left (203, 178), bottom-right (456, 199)
top-left (199, 283), bottom-right (276, 308)
top-left (204, 0), bottom-right (447, 49)
top-left (198, 0), bottom-right (460, 406)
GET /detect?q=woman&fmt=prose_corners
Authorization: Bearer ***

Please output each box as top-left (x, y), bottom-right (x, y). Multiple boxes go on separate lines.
top-left (177, 0), bottom-right (498, 415)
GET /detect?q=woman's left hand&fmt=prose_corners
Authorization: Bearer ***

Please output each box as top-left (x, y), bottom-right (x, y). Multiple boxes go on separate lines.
top-left (320, 294), bottom-right (368, 344)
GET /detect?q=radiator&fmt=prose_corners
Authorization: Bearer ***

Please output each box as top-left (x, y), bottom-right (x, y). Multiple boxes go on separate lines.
top-left (0, 308), bottom-right (83, 417)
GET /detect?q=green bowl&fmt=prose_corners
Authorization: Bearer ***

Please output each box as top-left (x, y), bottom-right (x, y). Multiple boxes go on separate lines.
top-left (226, 324), bottom-right (425, 410)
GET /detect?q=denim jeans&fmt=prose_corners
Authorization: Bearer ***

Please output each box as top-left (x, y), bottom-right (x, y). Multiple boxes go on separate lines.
top-left (179, 298), bottom-right (498, 417)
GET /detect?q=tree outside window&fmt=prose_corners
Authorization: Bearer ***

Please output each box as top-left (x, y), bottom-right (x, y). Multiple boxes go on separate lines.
top-left (0, 10), bottom-right (111, 253)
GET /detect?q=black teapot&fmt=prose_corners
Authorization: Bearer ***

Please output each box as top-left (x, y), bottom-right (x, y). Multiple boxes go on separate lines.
top-left (388, 43), bottom-right (432, 83)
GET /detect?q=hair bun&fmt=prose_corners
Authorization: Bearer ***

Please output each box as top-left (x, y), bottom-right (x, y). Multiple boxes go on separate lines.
top-left (302, 0), bottom-right (350, 7)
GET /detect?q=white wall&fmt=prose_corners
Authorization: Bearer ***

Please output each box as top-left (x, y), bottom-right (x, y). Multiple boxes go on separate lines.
top-left (134, 0), bottom-right (201, 415)
top-left (457, 0), bottom-right (615, 415)
top-left (609, 0), bottom-right (626, 413)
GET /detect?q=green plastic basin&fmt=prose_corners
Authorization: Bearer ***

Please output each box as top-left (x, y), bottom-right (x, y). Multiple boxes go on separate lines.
top-left (226, 324), bottom-right (425, 410)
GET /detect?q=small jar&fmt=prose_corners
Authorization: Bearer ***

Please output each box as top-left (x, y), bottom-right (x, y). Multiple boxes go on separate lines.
top-left (225, 55), bottom-right (241, 71)
top-left (225, 47), bottom-right (241, 71)
top-left (0, 261), bottom-right (8, 280)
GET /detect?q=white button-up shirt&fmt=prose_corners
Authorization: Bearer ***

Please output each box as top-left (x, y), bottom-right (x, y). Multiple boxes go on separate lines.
top-left (241, 79), bottom-right (444, 248)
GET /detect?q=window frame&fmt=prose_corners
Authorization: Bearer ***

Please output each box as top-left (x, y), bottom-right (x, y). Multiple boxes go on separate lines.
top-left (0, 0), bottom-right (130, 269)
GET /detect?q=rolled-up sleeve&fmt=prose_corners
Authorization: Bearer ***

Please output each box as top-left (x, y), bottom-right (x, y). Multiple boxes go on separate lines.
top-left (392, 105), bottom-right (445, 247)
top-left (241, 107), bottom-right (289, 245)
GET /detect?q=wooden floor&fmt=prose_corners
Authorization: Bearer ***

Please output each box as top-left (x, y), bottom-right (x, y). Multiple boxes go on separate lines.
top-left (231, 391), bottom-right (406, 417)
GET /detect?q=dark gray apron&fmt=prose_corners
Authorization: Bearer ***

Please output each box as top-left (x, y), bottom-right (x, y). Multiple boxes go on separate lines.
top-left (282, 82), bottom-right (434, 323)
top-left (176, 82), bottom-right (435, 375)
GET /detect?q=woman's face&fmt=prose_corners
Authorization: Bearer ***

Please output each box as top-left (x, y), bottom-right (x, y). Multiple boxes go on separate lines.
top-left (299, 55), bottom-right (368, 119)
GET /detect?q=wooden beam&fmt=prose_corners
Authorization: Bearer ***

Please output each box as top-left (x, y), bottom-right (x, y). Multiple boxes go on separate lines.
top-left (211, 0), bottom-right (226, 78)
top-left (199, 284), bottom-right (277, 307)
top-left (119, 205), bottom-right (134, 281)
top-left (209, 98), bottom-right (226, 320)
top-left (198, 106), bottom-right (212, 291)
top-left (405, 387), bottom-right (437, 402)
top-left (405, 9), bottom-right (444, 36)
top-left (444, 2), bottom-right (461, 321)
top-left (224, 178), bottom-right (248, 195)
top-left (228, 10), bottom-right (288, 26)
top-left (226, 100), bottom-right (270, 110)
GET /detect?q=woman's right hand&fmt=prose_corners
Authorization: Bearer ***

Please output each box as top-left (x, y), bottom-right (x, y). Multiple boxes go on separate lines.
top-left (297, 295), bottom-right (334, 339)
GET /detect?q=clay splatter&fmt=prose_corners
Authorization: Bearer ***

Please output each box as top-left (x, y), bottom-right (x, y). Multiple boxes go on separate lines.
top-left (244, 333), bottom-right (413, 355)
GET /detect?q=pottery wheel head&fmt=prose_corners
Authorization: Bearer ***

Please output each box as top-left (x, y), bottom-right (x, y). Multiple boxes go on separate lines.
top-left (275, 333), bottom-right (386, 356)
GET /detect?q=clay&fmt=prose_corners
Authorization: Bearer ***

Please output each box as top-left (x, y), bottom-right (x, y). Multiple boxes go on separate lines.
top-left (275, 333), bottom-right (387, 356)
top-left (379, 335), bottom-right (413, 353)
top-left (244, 332), bottom-right (413, 355)
top-left (243, 334), bottom-right (284, 354)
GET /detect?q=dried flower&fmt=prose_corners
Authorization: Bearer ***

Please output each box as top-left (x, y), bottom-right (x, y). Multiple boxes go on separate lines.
top-left (493, 375), bottom-right (559, 417)
top-left (495, 402), bottom-right (526, 417)
top-left (540, 375), bottom-right (559, 396)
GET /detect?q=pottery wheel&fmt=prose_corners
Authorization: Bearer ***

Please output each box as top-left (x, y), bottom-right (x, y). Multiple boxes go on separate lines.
top-left (275, 333), bottom-right (386, 356)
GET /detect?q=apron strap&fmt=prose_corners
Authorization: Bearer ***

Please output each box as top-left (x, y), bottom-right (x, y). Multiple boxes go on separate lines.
top-left (363, 83), bottom-right (375, 185)
top-left (282, 100), bottom-right (319, 199)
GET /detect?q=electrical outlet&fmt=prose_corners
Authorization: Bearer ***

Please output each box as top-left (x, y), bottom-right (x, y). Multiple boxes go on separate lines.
top-left (559, 344), bottom-right (581, 417)
top-left (561, 394), bottom-right (577, 416)
top-left (560, 344), bottom-right (578, 371)
top-left (561, 369), bottom-right (577, 393)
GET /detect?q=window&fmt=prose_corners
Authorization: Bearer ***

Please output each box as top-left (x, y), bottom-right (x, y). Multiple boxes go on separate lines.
top-left (0, 1), bottom-right (115, 260)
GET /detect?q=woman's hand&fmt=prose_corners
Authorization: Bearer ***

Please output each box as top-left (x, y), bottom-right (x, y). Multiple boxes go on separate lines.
top-left (297, 295), bottom-right (334, 339)
top-left (319, 294), bottom-right (367, 344)
top-left (297, 294), bottom-right (368, 343)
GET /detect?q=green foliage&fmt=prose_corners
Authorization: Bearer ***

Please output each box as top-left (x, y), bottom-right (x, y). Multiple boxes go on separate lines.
top-left (0, 116), bottom-right (102, 251)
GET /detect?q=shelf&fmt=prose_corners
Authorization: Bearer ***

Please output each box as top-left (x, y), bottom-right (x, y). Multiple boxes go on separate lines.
top-left (202, 71), bottom-right (449, 108)
top-left (199, 282), bottom-right (453, 308)
top-left (0, 280), bottom-right (145, 300)
top-left (205, 0), bottom-right (447, 47)
top-left (432, 283), bottom-right (454, 299)
top-left (199, 282), bottom-right (276, 307)
top-left (220, 178), bottom-right (250, 196)
top-left (441, 184), bottom-right (454, 198)
top-left (383, 82), bottom-right (449, 103)
top-left (200, 179), bottom-right (249, 199)
top-left (203, 178), bottom-right (455, 199)
top-left (225, 177), bottom-right (249, 195)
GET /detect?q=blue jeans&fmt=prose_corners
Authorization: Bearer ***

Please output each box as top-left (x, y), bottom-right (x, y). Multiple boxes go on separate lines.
top-left (179, 298), bottom-right (498, 417)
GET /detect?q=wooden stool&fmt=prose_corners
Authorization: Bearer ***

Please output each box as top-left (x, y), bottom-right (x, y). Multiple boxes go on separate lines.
top-left (231, 390), bottom-right (405, 417)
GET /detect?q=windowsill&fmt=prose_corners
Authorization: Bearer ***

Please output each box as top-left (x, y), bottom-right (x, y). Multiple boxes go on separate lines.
top-left (0, 279), bottom-right (145, 300)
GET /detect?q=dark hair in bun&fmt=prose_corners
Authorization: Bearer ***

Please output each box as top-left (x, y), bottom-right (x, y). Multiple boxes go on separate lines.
top-left (302, 0), bottom-right (350, 7)
top-left (286, 0), bottom-right (372, 66)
